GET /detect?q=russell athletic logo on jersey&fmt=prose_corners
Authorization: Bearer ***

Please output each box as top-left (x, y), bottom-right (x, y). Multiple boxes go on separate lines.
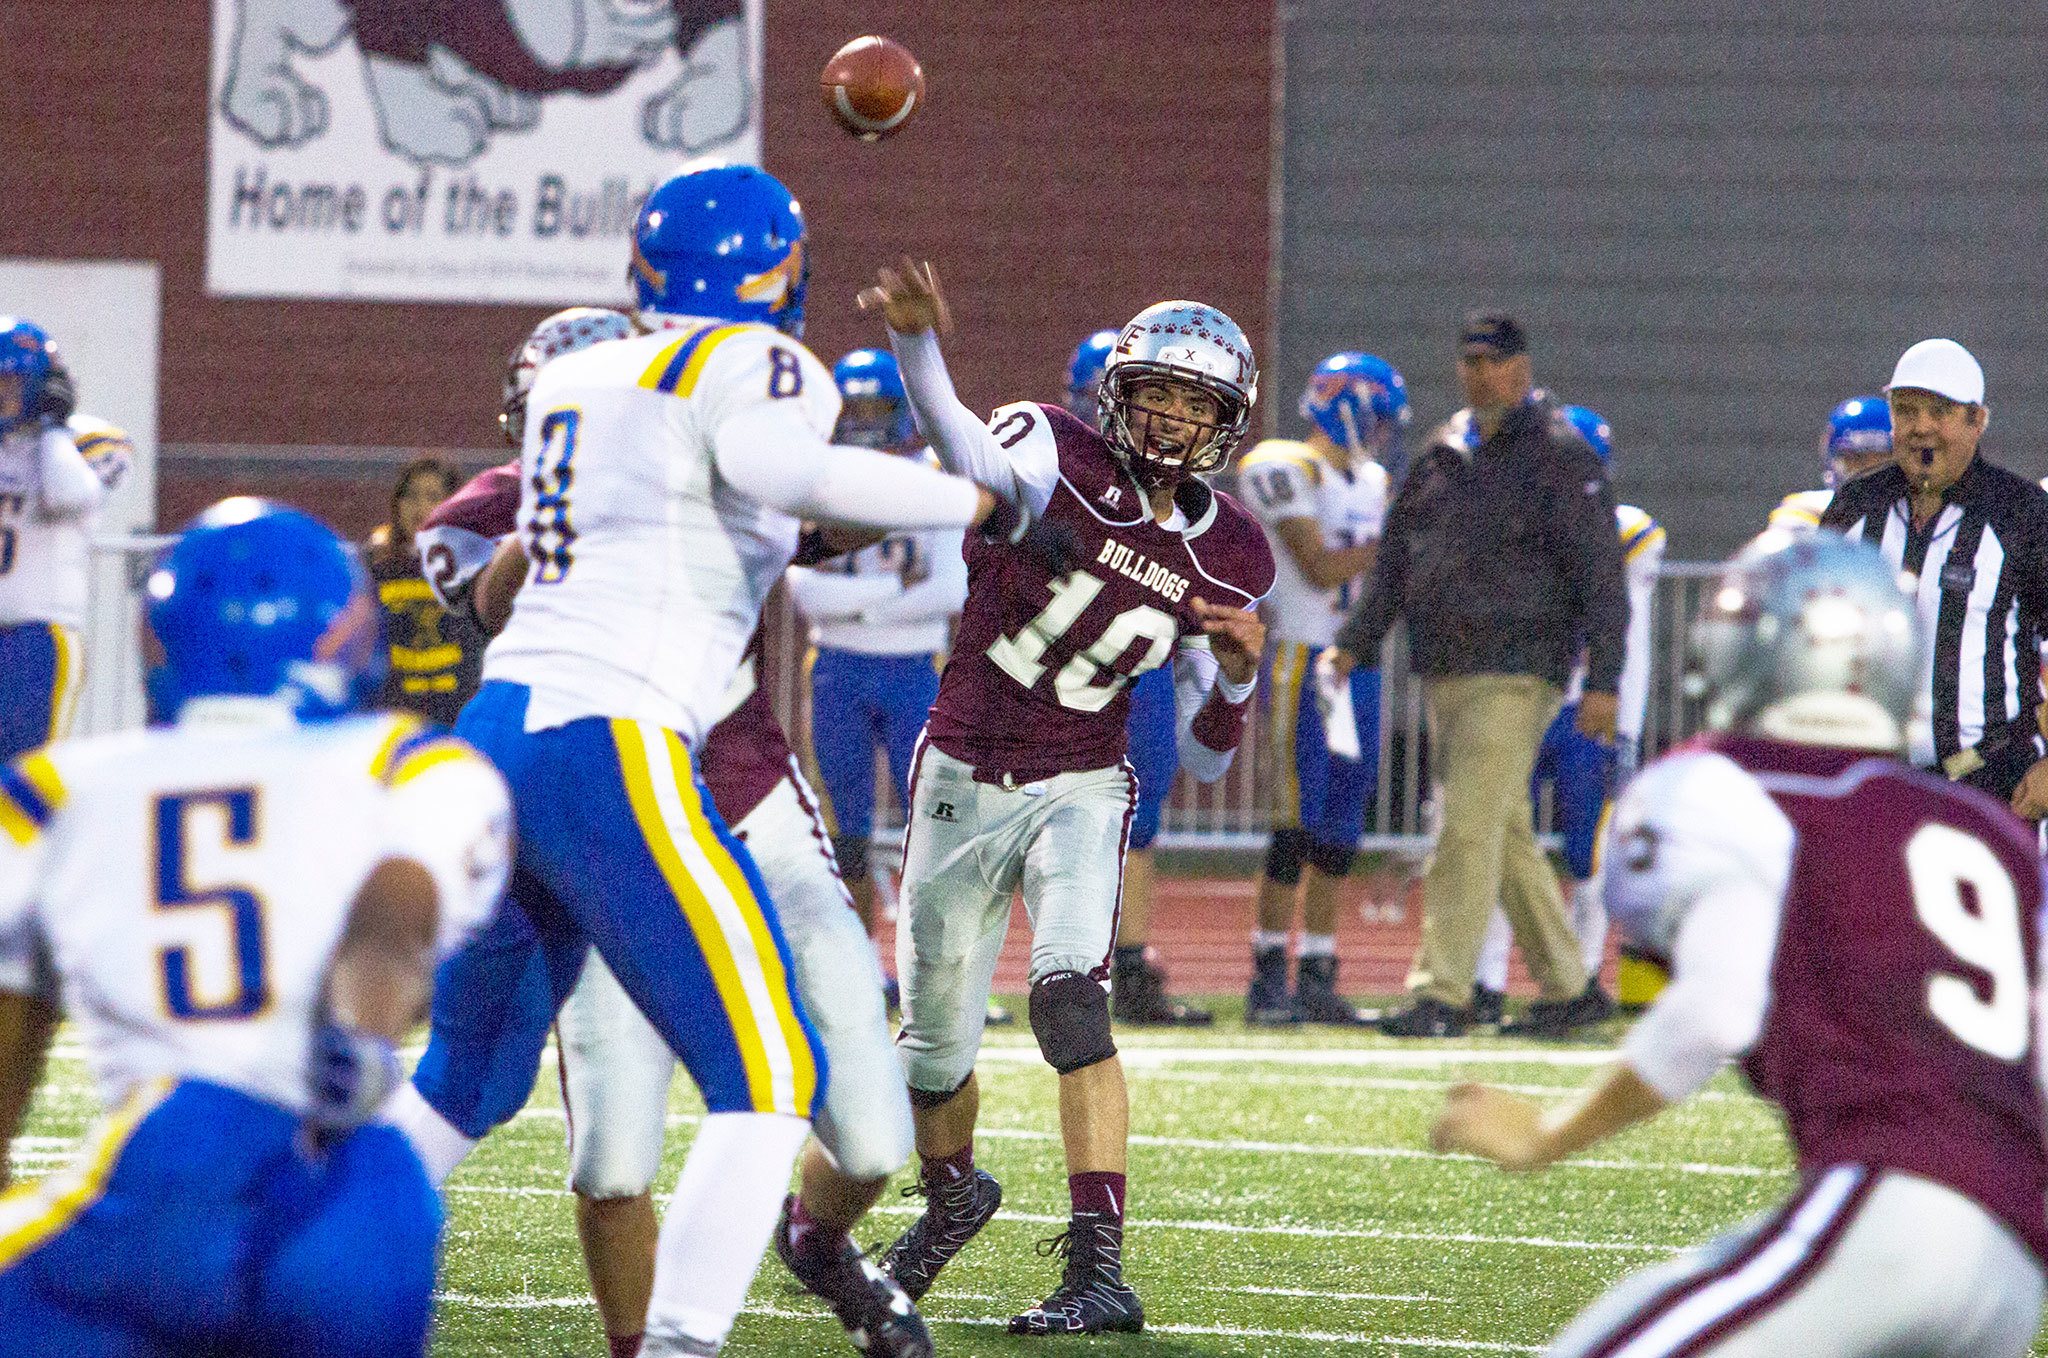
top-left (1094, 539), bottom-right (1190, 604)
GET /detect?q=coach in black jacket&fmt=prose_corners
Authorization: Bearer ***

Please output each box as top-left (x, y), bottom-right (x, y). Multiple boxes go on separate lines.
top-left (1329, 312), bottom-right (1629, 1037)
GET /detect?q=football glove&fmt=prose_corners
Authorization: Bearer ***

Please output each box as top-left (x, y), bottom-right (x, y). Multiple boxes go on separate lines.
top-left (308, 1021), bottom-right (402, 1134)
top-left (980, 494), bottom-right (1082, 577)
top-left (30, 361), bottom-right (74, 424)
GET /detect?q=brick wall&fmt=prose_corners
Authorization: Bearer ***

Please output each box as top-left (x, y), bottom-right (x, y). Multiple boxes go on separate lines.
top-left (1, 1), bottom-right (1274, 533)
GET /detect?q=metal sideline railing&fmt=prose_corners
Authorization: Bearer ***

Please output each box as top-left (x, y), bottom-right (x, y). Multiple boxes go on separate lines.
top-left (84, 536), bottom-right (1719, 853)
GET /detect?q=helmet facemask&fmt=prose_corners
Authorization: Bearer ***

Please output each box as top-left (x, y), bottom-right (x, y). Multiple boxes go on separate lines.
top-left (1101, 366), bottom-right (1249, 489)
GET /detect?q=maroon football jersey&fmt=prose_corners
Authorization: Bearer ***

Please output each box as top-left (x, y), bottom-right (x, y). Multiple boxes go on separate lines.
top-left (1713, 734), bottom-right (2048, 1264)
top-left (925, 404), bottom-right (1275, 782)
top-left (422, 460), bottom-right (792, 823)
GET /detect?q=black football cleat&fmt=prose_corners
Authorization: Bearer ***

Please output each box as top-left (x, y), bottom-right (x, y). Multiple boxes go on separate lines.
top-left (1377, 995), bottom-right (1470, 1038)
top-left (878, 1166), bottom-right (1003, 1301)
top-left (1467, 983), bottom-right (1505, 1028)
top-left (1245, 945), bottom-right (1299, 1025)
top-left (1292, 954), bottom-right (1374, 1025)
top-left (1008, 1213), bottom-right (1145, 1335)
top-left (1500, 981), bottom-right (1615, 1039)
top-left (775, 1197), bottom-right (932, 1357)
top-left (1112, 949), bottom-right (1214, 1027)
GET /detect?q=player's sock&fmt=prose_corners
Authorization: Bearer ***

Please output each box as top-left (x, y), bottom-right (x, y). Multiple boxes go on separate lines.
top-left (1296, 932), bottom-right (1337, 960)
top-left (644, 1111), bottom-right (810, 1353)
top-left (781, 1193), bottom-right (848, 1264)
top-left (1475, 908), bottom-right (1512, 994)
top-left (1113, 943), bottom-right (1146, 970)
top-left (608, 1333), bottom-right (644, 1358)
top-left (1250, 928), bottom-right (1290, 954)
top-left (922, 1142), bottom-right (975, 1189)
top-left (1569, 878), bottom-right (1608, 979)
top-left (1068, 1171), bottom-right (1127, 1225)
top-left (381, 1080), bottom-right (479, 1187)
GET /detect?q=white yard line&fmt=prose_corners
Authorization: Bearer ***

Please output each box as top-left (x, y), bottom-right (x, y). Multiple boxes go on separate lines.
top-left (1221, 1285), bottom-right (1448, 1303)
top-left (434, 1292), bottom-right (1541, 1351)
top-left (978, 1044), bottom-right (1624, 1068)
top-left (502, 1105), bottom-right (1775, 1178)
top-left (443, 1184), bottom-right (1675, 1256)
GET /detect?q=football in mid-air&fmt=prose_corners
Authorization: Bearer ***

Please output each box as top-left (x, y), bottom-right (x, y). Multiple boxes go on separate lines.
top-left (820, 36), bottom-right (925, 141)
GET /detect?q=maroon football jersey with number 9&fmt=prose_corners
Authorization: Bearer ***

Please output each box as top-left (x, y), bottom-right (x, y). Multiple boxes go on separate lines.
top-left (925, 404), bottom-right (1274, 782)
top-left (1718, 735), bottom-right (2048, 1264)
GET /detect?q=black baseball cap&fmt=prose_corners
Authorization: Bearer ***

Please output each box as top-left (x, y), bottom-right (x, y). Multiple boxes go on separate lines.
top-left (1460, 310), bottom-right (1527, 359)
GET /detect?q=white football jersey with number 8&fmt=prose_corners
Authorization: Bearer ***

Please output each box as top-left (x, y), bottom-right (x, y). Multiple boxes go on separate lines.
top-left (485, 321), bottom-right (839, 743)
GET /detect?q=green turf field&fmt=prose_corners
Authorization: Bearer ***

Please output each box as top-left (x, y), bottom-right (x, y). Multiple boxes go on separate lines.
top-left (17, 1006), bottom-right (2047, 1356)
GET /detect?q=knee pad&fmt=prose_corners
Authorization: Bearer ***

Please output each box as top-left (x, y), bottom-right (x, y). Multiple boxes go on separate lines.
top-left (830, 833), bottom-right (870, 881)
top-left (1264, 826), bottom-right (1309, 886)
top-left (906, 1075), bottom-right (971, 1110)
top-left (1028, 971), bottom-right (1116, 1075)
top-left (1305, 837), bottom-right (1357, 879)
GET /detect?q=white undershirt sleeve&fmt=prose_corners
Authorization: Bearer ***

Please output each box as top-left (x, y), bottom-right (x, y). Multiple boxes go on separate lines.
top-left (1170, 640), bottom-right (1254, 783)
top-left (1622, 880), bottom-right (1781, 1102)
top-left (713, 403), bottom-right (984, 530)
top-left (888, 328), bottom-right (1059, 516)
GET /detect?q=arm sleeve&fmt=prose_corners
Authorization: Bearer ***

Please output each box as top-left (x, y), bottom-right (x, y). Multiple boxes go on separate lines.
top-left (784, 565), bottom-right (900, 622)
top-left (1333, 464), bottom-right (1415, 659)
top-left (1171, 639), bottom-right (1256, 783)
top-left (1557, 444), bottom-right (1631, 694)
top-left (1617, 527), bottom-right (1665, 741)
top-left (34, 425), bottom-right (104, 519)
top-left (416, 524), bottom-right (501, 616)
top-left (713, 402), bottom-right (986, 530)
top-left (888, 329), bottom-right (1059, 515)
top-left (379, 746), bottom-right (514, 959)
top-left (1623, 884), bottom-right (1781, 1101)
top-left (858, 529), bottom-right (968, 626)
top-left (67, 419), bottom-right (133, 492)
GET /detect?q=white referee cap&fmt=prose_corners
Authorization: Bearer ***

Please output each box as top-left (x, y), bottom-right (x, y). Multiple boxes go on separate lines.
top-left (1884, 338), bottom-right (1985, 406)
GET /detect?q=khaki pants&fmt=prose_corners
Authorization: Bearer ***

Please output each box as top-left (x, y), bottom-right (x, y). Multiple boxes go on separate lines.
top-left (1408, 673), bottom-right (1587, 1006)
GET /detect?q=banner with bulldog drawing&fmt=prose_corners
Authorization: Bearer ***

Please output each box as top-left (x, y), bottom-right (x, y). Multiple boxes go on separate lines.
top-left (206, 0), bottom-right (762, 304)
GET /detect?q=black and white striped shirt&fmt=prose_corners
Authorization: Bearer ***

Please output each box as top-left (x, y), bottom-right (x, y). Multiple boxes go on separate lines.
top-left (1821, 456), bottom-right (2048, 792)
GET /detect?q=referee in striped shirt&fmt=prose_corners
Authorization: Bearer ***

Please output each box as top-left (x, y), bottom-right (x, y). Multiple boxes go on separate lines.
top-left (1821, 338), bottom-right (2048, 813)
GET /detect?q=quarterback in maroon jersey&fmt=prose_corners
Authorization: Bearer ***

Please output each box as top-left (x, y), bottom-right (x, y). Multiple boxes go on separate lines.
top-left (861, 262), bottom-right (1276, 1335)
top-left (413, 307), bottom-right (932, 1358)
top-left (1433, 532), bottom-right (2047, 1358)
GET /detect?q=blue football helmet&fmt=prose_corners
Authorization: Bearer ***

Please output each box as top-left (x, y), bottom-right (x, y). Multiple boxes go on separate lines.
top-left (0, 317), bottom-right (56, 435)
top-left (629, 163), bottom-right (807, 337)
top-left (1560, 403), bottom-right (1613, 463)
top-left (832, 348), bottom-right (915, 450)
top-left (1301, 353), bottom-right (1409, 456)
top-left (1063, 329), bottom-right (1118, 426)
top-left (1821, 395), bottom-right (1891, 488)
top-left (146, 499), bottom-right (385, 722)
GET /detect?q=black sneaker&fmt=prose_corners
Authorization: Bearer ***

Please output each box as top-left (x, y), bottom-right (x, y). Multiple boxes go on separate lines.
top-left (1499, 982), bottom-right (1616, 1039)
top-left (877, 1167), bottom-right (1002, 1301)
top-left (1293, 954), bottom-right (1373, 1026)
top-left (1112, 949), bottom-right (1214, 1027)
top-left (1467, 984), bottom-right (1505, 1027)
top-left (1245, 945), bottom-right (1299, 1025)
top-left (1007, 1213), bottom-right (1145, 1335)
top-left (1377, 996), bottom-right (1469, 1038)
top-left (775, 1196), bottom-right (932, 1357)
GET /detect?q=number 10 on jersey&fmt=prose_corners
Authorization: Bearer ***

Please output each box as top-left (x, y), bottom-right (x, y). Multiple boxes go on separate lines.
top-left (986, 569), bottom-right (1178, 712)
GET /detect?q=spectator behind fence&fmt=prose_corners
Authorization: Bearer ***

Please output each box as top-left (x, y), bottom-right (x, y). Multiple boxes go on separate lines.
top-left (1324, 311), bottom-right (1628, 1038)
top-left (364, 455), bottom-right (481, 725)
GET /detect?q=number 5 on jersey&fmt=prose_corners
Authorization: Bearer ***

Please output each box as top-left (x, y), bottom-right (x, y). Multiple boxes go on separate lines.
top-left (154, 788), bottom-right (269, 1021)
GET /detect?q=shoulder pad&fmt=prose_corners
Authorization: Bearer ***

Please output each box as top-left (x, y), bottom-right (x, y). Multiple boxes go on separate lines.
top-left (1024, 403), bottom-right (1134, 516)
top-left (1186, 488), bottom-right (1278, 605)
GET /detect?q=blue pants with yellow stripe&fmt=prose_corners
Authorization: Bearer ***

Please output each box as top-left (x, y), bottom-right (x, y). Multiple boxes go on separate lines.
top-left (1533, 700), bottom-right (1614, 881)
top-left (807, 648), bottom-right (938, 844)
top-left (412, 681), bottom-right (824, 1139)
top-left (1125, 665), bottom-right (1178, 851)
top-left (0, 1079), bottom-right (440, 1357)
top-left (0, 624), bottom-right (80, 761)
top-left (1266, 642), bottom-right (1382, 854)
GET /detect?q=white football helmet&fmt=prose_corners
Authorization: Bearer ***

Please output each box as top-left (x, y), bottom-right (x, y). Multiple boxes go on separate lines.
top-left (1099, 301), bottom-right (1257, 486)
top-left (500, 306), bottom-right (636, 445)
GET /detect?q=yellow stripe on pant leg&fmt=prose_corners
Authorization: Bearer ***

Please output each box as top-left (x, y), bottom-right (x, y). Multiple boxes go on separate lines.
top-left (1268, 643), bottom-right (1305, 826)
top-left (611, 721), bottom-right (777, 1113)
top-left (659, 730), bottom-right (817, 1117)
top-left (0, 1077), bottom-right (173, 1269)
top-left (44, 626), bottom-right (80, 745)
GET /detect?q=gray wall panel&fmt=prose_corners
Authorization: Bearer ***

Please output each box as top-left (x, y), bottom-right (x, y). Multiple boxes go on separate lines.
top-left (1278, 2), bottom-right (2048, 554)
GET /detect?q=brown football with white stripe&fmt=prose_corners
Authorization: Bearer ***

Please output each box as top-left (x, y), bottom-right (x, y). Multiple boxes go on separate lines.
top-left (820, 36), bottom-right (925, 142)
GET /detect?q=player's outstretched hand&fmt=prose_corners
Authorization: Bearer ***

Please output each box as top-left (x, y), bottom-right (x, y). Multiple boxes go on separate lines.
top-left (1192, 597), bottom-right (1264, 686)
top-left (858, 257), bottom-right (953, 336)
top-left (1431, 1082), bottom-right (1548, 1171)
